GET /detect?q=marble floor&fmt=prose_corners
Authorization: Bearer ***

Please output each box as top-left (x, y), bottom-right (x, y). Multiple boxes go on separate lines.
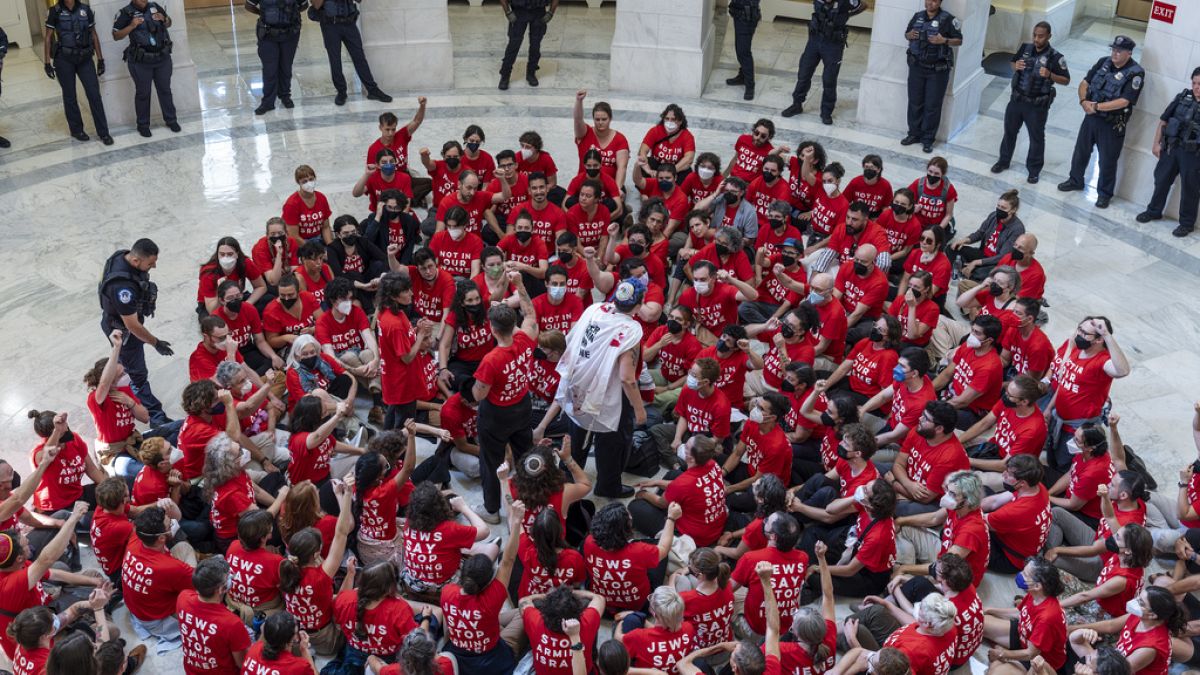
top-left (0, 2), bottom-right (1197, 670)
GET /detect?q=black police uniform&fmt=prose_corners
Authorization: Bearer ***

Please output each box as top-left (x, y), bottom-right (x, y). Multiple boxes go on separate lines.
top-left (0, 27), bottom-right (9, 148)
top-left (500, 0), bottom-right (552, 85)
top-left (791, 0), bottom-right (864, 119)
top-left (113, 1), bottom-right (176, 132)
top-left (904, 8), bottom-right (962, 147)
top-left (309, 0), bottom-right (381, 100)
top-left (1065, 56), bottom-right (1144, 200)
top-left (47, 1), bottom-right (111, 141)
top-left (727, 0), bottom-right (761, 92)
top-left (99, 250), bottom-right (167, 424)
top-left (1142, 89), bottom-right (1200, 236)
top-left (996, 42), bottom-right (1070, 178)
top-left (247, 0), bottom-right (307, 110)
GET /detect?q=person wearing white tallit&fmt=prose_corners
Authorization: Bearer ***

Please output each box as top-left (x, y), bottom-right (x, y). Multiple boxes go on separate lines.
top-left (552, 277), bottom-right (648, 499)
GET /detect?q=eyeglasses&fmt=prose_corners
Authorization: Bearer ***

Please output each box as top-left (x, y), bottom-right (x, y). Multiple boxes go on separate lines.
top-left (920, 237), bottom-right (936, 244)
top-left (752, 132), bottom-right (769, 139)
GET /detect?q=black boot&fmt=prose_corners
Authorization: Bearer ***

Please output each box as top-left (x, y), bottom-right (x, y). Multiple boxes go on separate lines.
top-left (726, 72), bottom-right (745, 86)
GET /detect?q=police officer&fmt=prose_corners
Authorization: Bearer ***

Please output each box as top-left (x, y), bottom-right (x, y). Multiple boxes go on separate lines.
top-left (1136, 66), bottom-right (1200, 238)
top-left (724, 0), bottom-right (761, 101)
top-left (1058, 36), bottom-right (1144, 209)
top-left (44, 0), bottom-right (112, 145)
top-left (112, 0), bottom-right (178, 138)
top-left (992, 21), bottom-right (1070, 184)
top-left (901, 0), bottom-right (962, 154)
top-left (99, 239), bottom-right (173, 426)
top-left (0, 27), bottom-right (9, 149)
top-left (246, 0), bottom-right (307, 115)
top-left (497, 0), bottom-right (558, 91)
top-left (781, 0), bottom-right (866, 124)
top-left (308, 0), bottom-right (391, 106)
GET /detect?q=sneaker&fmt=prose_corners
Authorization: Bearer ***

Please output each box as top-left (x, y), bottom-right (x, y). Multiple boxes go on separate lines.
top-left (900, 135), bottom-right (919, 146)
top-left (1172, 224), bottom-right (1194, 238)
top-left (1095, 195), bottom-right (1111, 208)
top-left (1027, 174), bottom-right (1039, 184)
top-left (366, 88), bottom-right (393, 103)
top-left (167, 122), bottom-right (181, 133)
top-left (781, 103), bottom-right (803, 118)
top-left (280, 96), bottom-right (294, 108)
top-left (126, 645), bottom-right (148, 675)
top-left (725, 72), bottom-right (745, 86)
top-left (990, 162), bottom-right (1008, 174)
top-left (254, 104), bottom-right (274, 115)
top-left (1135, 210), bottom-right (1161, 223)
top-left (473, 504), bottom-right (501, 525)
top-left (1057, 179), bottom-right (1083, 192)
top-left (334, 92), bottom-right (347, 106)
top-left (498, 77), bottom-right (510, 91)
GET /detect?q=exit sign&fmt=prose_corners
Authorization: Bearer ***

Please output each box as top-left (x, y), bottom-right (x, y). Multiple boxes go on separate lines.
top-left (1151, 1), bottom-right (1176, 23)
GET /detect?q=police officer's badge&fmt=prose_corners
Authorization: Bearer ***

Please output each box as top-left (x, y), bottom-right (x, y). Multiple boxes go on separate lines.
top-left (118, 288), bottom-right (134, 304)
top-left (952, 18), bottom-right (962, 30)
top-left (1133, 75), bottom-right (1143, 90)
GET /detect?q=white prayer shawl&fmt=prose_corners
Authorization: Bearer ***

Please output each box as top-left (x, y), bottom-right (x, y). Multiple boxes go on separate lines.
top-left (554, 302), bottom-right (644, 432)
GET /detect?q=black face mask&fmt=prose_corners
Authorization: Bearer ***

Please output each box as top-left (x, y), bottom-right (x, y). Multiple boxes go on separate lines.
top-left (1074, 334), bottom-right (1092, 351)
top-left (863, 168), bottom-right (880, 180)
top-left (996, 209), bottom-right (1010, 223)
top-left (1000, 391), bottom-right (1018, 408)
top-left (515, 230), bottom-right (533, 244)
top-left (715, 243), bottom-right (732, 257)
top-left (299, 355), bottom-right (319, 370)
top-left (558, 251), bottom-right (574, 265)
top-left (585, 168), bottom-right (600, 178)
top-left (1002, 481), bottom-right (1017, 492)
top-left (269, 235), bottom-right (287, 245)
top-left (891, 204), bottom-right (909, 216)
top-left (445, 157), bottom-right (461, 170)
top-left (853, 262), bottom-right (870, 276)
top-left (533, 347), bottom-right (548, 361)
top-left (279, 296), bottom-right (299, 309)
top-left (988, 282), bottom-right (1004, 297)
top-left (780, 254), bottom-right (797, 268)
top-left (869, 328), bottom-right (883, 343)
top-left (780, 380), bottom-right (796, 393)
top-left (1009, 249), bottom-right (1026, 262)
top-left (780, 324), bottom-right (796, 339)
top-left (225, 298), bottom-right (243, 314)
top-left (770, 218), bottom-right (787, 231)
top-left (465, 303), bottom-right (485, 317)
top-left (667, 319), bottom-right (684, 335)
top-left (820, 412), bottom-right (835, 427)
top-left (1104, 536), bottom-right (1121, 554)
top-left (836, 444), bottom-right (851, 460)
top-left (926, 173), bottom-right (942, 185)
top-left (60, 430), bottom-right (75, 443)
top-left (628, 242), bottom-right (646, 257)
top-left (763, 170), bottom-right (778, 182)
top-left (341, 234), bottom-right (358, 247)
top-left (210, 402), bottom-right (226, 416)
top-left (724, 192), bottom-right (739, 205)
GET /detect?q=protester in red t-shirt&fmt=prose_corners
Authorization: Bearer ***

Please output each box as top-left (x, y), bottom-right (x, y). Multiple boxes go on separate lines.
top-left (434, 170), bottom-right (509, 241)
top-left (932, 315), bottom-right (1005, 430)
top-left (1049, 423), bottom-right (1115, 526)
top-left (981, 557), bottom-right (1068, 672)
top-left (437, 281), bottom-right (495, 395)
top-left (188, 315), bottom-right (256, 385)
top-left (890, 402), bottom-right (970, 513)
top-left (521, 585), bottom-right (606, 675)
top-left (90, 478), bottom-right (141, 581)
top-left (859, 347), bottom-right (936, 449)
top-left (630, 435), bottom-right (728, 547)
top-left (984, 455), bottom-right (1052, 572)
top-left (282, 165), bottom-right (332, 244)
top-left (122, 506), bottom-right (196, 644)
top-left (1071, 587), bottom-right (1180, 675)
top-left (27, 410), bottom-right (106, 514)
top-left (616, 586), bottom-right (698, 675)
top-left (844, 155), bottom-right (895, 218)
top-left (675, 548), bottom-right (736, 651)
top-left (1001, 298), bottom-right (1056, 380)
top-left (909, 157), bottom-right (958, 232)
top-left (879, 592), bottom-right (959, 675)
top-left (242, 613), bottom-right (318, 675)
top-left (278, 483), bottom-right (353, 655)
top-left (678, 263), bottom-right (758, 344)
top-left (252, 218), bottom-right (303, 287)
top-left (731, 512), bottom-right (809, 636)
top-left (724, 395), bottom-right (793, 512)
top-left (668, 358), bottom-right (733, 454)
top-left (196, 237), bottom-right (267, 314)
top-left (813, 477), bottom-right (898, 598)
top-left (1045, 317), bottom-right (1130, 470)
top-left (888, 271), bottom-right (939, 349)
top-left (354, 148), bottom-right (415, 214)
top-left (584, 502), bottom-right (679, 612)
top-left (833, 247), bottom-right (890, 341)
top-left (261, 275), bottom-right (323, 353)
top-left (960, 375), bottom-right (1048, 480)
top-left (517, 508), bottom-right (587, 599)
top-left (821, 316), bottom-right (902, 404)
top-left (333, 563), bottom-right (430, 658)
top-left (365, 105), bottom-right (425, 174)
top-left (402, 483), bottom-right (495, 594)
top-left (225, 510), bottom-right (285, 616)
top-left (724, 119), bottom-right (777, 183)
top-left (177, 557), bottom-right (253, 675)
top-left (85, 330), bottom-right (153, 471)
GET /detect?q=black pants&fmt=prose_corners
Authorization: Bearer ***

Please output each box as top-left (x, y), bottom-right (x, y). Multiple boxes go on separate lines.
top-left (1147, 145), bottom-right (1200, 229)
top-left (258, 31), bottom-right (300, 106)
top-left (500, 7), bottom-right (548, 78)
top-left (792, 34), bottom-right (844, 117)
top-left (128, 55), bottom-right (176, 129)
top-left (385, 401), bottom-right (417, 430)
top-left (906, 64), bottom-right (951, 144)
top-left (104, 323), bottom-right (167, 424)
top-left (987, 531), bottom-right (1023, 573)
top-left (998, 99), bottom-right (1050, 175)
top-left (731, 13), bottom-right (759, 85)
top-left (54, 54), bottom-right (108, 137)
top-left (800, 565), bottom-right (889, 602)
top-left (319, 20), bottom-right (377, 94)
top-left (240, 345), bottom-right (275, 376)
top-left (570, 397), bottom-right (633, 498)
top-left (1068, 115), bottom-right (1125, 199)
top-left (478, 396), bottom-right (534, 513)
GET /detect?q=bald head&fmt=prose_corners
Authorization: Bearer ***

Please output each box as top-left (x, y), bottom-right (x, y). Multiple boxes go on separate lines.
top-left (810, 272), bottom-right (834, 293)
top-left (854, 245), bottom-right (878, 274)
top-left (1012, 233), bottom-right (1038, 261)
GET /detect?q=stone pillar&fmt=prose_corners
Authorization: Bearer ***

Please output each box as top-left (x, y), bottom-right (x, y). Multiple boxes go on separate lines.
top-left (856, 0), bottom-right (987, 142)
top-left (609, 0), bottom-right (715, 98)
top-left (1115, 1), bottom-right (1200, 216)
top-left (986, 0), bottom-right (1077, 54)
top-left (92, 0), bottom-right (200, 128)
top-left (361, 0), bottom-right (453, 91)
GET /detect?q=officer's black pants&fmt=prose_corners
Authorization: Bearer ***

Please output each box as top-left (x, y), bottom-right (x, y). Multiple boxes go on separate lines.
top-left (906, 64), bottom-right (950, 144)
top-left (478, 396), bottom-right (534, 514)
top-left (570, 396), bottom-right (633, 499)
top-left (792, 35), bottom-right (844, 117)
top-left (731, 15), bottom-right (759, 85)
top-left (104, 324), bottom-right (167, 423)
top-left (998, 99), bottom-right (1050, 175)
top-left (128, 54), bottom-right (176, 128)
top-left (1147, 145), bottom-right (1200, 230)
top-left (1069, 115), bottom-right (1124, 199)
top-left (319, 21), bottom-right (377, 95)
top-left (500, 8), bottom-right (547, 78)
top-left (258, 32), bottom-right (300, 106)
top-left (55, 55), bottom-right (109, 137)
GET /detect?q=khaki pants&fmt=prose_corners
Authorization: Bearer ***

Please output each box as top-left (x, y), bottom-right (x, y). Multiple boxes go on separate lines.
top-left (498, 608), bottom-right (526, 654)
top-left (307, 620), bottom-right (344, 656)
top-left (928, 315), bottom-right (970, 363)
top-left (171, 541), bottom-right (198, 566)
top-left (244, 431), bottom-right (291, 484)
top-left (895, 525), bottom-right (942, 566)
top-left (226, 592), bottom-right (284, 625)
top-left (744, 370), bottom-right (772, 398)
top-left (338, 347), bottom-right (382, 393)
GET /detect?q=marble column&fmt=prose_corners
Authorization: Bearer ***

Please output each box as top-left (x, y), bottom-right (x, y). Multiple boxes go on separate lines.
top-left (360, 0), bottom-right (453, 91)
top-left (856, 0), bottom-right (987, 142)
top-left (609, 0), bottom-right (715, 98)
top-left (1114, 1), bottom-right (1200, 216)
top-left (91, 0), bottom-right (200, 128)
top-left (986, 0), bottom-right (1077, 54)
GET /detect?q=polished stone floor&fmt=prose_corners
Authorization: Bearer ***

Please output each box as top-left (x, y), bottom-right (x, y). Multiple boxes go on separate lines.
top-left (0, 2), bottom-right (1197, 669)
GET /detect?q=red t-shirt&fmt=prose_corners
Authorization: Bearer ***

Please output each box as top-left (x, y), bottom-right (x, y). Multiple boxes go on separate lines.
top-left (888, 295), bottom-right (940, 347)
top-left (210, 473), bottom-right (256, 540)
top-left (878, 210), bottom-right (923, 253)
top-left (950, 585), bottom-right (985, 665)
top-left (446, 311), bottom-right (494, 362)
top-left (834, 260), bottom-right (888, 319)
top-left (855, 511), bottom-right (898, 573)
top-left (90, 508), bottom-right (134, 576)
top-left (908, 178), bottom-right (958, 227)
top-left (728, 134), bottom-right (772, 183)
top-left (575, 125), bottom-right (628, 177)
top-left (359, 479), bottom-right (401, 542)
top-left (226, 541), bottom-right (283, 606)
top-left (316, 306), bottom-right (369, 352)
top-left (755, 225), bottom-right (804, 262)
top-left (475, 331), bottom-right (535, 406)
top-left (241, 642), bottom-right (313, 675)
top-left (845, 339), bottom-right (900, 399)
top-left (177, 589), bottom-right (252, 675)
top-left (132, 465), bottom-right (170, 506)
top-left (999, 254), bottom-right (1047, 300)
top-left (732, 547), bottom-right (809, 635)
top-left (844, 175), bottom-right (895, 216)
top-left (950, 343), bottom-right (1004, 414)
top-left (517, 149), bottom-right (560, 180)
top-left (442, 579), bottom-right (507, 653)
top-left (644, 326), bottom-right (703, 384)
top-left (0, 564), bottom-right (50, 659)
top-left (518, 546), bottom-right (587, 598)
top-left (990, 402), bottom-right (1048, 459)
top-left (284, 565), bottom-right (335, 632)
top-left (1007, 326), bottom-right (1056, 377)
top-left (428, 230), bottom-right (485, 277)
top-left (563, 203), bottom-right (612, 250)
top-left (678, 283), bottom-right (739, 337)
top-left (293, 264), bottom-right (333, 305)
top-left (532, 292), bottom-right (584, 335)
top-left (825, 220), bottom-right (891, 265)
top-left (498, 232), bottom-right (548, 271)
top-left (285, 353), bottom-right (346, 412)
top-left (583, 538), bottom-right (660, 611)
top-left (196, 260), bottom-right (263, 304)
top-left (175, 414), bottom-right (223, 480)
top-left (809, 191), bottom-right (849, 237)
top-left (757, 332), bottom-right (814, 390)
top-left (889, 377), bottom-right (936, 434)
top-left (642, 125), bottom-right (695, 167)
top-left (746, 176), bottom-right (793, 230)
top-left (673, 386), bottom-right (732, 439)
top-left (403, 520), bottom-right (479, 585)
top-left (407, 265), bottom-right (456, 322)
top-left (31, 436), bottom-right (89, 512)
top-left (985, 486), bottom-right (1052, 567)
top-left (812, 300), bottom-right (848, 364)
top-left (282, 192), bottom-right (332, 240)
top-left (1114, 616), bottom-right (1170, 675)
top-left (903, 250), bottom-right (952, 295)
top-left (188, 342), bottom-right (245, 383)
top-left (695, 345), bottom-right (750, 408)
top-left (786, 159), bottom-right (818, 212)
top-left (462, 150), bottom-right (496, 184)
top-left (689, 243), bottom-right (753, 282)
top-left (884, 622), bottom-right (957, 675)
top-left (13, 646), bottom-right (49, 675)
top-left (123, 538), bottom-right (194, 621)
top-left (1049, 342), bottom-right (1114, 421)
top-left (366, 129), bottom-right (413, 171)
top-left (680, 171), bottom-right (721, 206)
top-left (430, 161), bottom-right (464, 208)
top-left (1095, 555), bottom-right (1144, 618)
top-left (261, 292), bottom-right (319, 337)
top-left (940, 509), bottom-right (990, 587)
top-left (738, 421), bottom-right (792, 486)
top-left (1066, 453), bottom-right (1114, 521)
top-left (900, 431), bottom-right (969, 498)
top-left (87, 385), bottom-right (139, 443)
top-left (836, 459), bottom-right (879, 500)
top-left (758, 258), bottom-right (808, 307)
top-left (213, 304), bottom-right (263, 351)
top-left (615, 239), bottom-right (670, 289)
top-left (567, 171), bottom-right (620, 204)
top-left (624, 623), bottom-right (697, 674)
top-left (250, 235), bottom-right (302, 275)
top-left (681, 585), bottom-right (736, 650)
top-left (663, 461), bottom-right (728, 547)
top-left (524, 606), bottom-right (601, 675)
top-left (333, 593), bottom-right (416, 657)
top-left (775, 620), bottom-right (837, 675)
top-left (521, 201), bottom-right (568, 249)
top-left (1019, 594), bottom-right (1067, 669)
top-left (363, 169), bottom-right (414, 212)
top-left (437, 191), bottom-right (496, 236)
top-left (376, 309), bottom-right (418, 407)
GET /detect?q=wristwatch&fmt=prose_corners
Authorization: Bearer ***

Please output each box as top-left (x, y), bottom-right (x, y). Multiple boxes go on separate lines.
top-left (570, 642), bottom-right (584, 652)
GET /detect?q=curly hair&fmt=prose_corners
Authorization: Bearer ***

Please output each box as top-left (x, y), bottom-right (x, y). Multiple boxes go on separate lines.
top-left (533, 586), bottom-right (585, 634)
top-left (511, 445), bottom-right (565, 512)
top-left (367, 430), bottom-right (407, 466)
top-left (865, 479), bottom-right (897, 520)
top-left (752, 473), bottom-right (788, 520)
top-left (405, 482), bottom-right (453, 533)
top-left (590, 502), bottom-right (633, 551)
top-left (182, 379), bottom-right (219, 417)
top-left (278, 480), bottom-right (321, 546)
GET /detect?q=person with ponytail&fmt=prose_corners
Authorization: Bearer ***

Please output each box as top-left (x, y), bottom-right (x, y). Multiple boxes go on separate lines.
top-left (440, 501), bottom-right (525, 672)
top-left (242, 612), bottom-right (317, 675)
top-left (356, 424), bottom-right (419, 568)
top-left (517, 507), bottom-right (587, 600)
top-left (27, 410), bottom-right (107, 515)
top-left (777, 541), bottom-right (836, 675)
top-left (279, 481), bottom-right (354, 656)
top-left (1070, 586), bottom-right (1184, 675)
top-left (673, 548), bottom-right (735, 650)
top-left (982, 556), bottom-right (1067, 675)
top-left (367, 630), bottom-right (456, 675)
top-left (11, 588), bottom-right (129, 675)
top-left (333, 561), bottom-right (439, 663)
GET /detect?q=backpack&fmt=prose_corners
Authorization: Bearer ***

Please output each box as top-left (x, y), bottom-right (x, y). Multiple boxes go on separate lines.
top-left (625, 429), bottom-right (661, 478)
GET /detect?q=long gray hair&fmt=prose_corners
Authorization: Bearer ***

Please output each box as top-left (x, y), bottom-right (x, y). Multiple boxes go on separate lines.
top-left (202, 433), bottom-right (243, 499)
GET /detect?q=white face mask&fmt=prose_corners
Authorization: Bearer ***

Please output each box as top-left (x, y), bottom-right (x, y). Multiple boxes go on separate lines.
top-left (168, 445), bottom-right (185, 465)
top-left (240, 448), bottom-right (252, 467)
top-left (548, 286), bottom-right (567, 301)
top-left (1066, 438), bottom-right (1084, 455)
top-left (239, 379), bottom-right (253, 395)
top-left (300, 180), bottom-right (316, 193)
top-left (664, 120), bottom-right (679, 133)
top-left (823, 182), bottom-right (837, 196)
top-left (214, 337), bottom-right (228, 350)
top-left (697, 167), bottom-right (715, 181)
top-left (938, 493), bottom-right (958, 510)
top-left (336, 300), bottom-right (353, 316)
top-left (1125, 599), bottom-right (1143, 617)
top-left (749, 407), bottom-right (765, 423)
top-left (854, 486), bottom-right (868, 503)
top-left (520, 147), bottom-right (534, 160)
top-left (218, 255), bottom-right (237, 271)
top-left (677, 445), bottom-right (689, 463)
top-left (116, 373), bottom-right (131, 388)
top-left (448, 227), bottom-right (465, 241)
top-left (966, 334), bottom-right (983, 349)
top-left (693, 281), bottom-right (710, 295)
top-left (686, 374), bottom-right (701, 390)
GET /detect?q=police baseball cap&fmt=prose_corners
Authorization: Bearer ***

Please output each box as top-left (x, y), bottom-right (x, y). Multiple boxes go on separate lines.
top-left (1109, 35), bottom-right (1135, 52)
top-left (781, 238), bottom-right (801, 251)
top-left (613, 277), bottom-right (646, 310)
